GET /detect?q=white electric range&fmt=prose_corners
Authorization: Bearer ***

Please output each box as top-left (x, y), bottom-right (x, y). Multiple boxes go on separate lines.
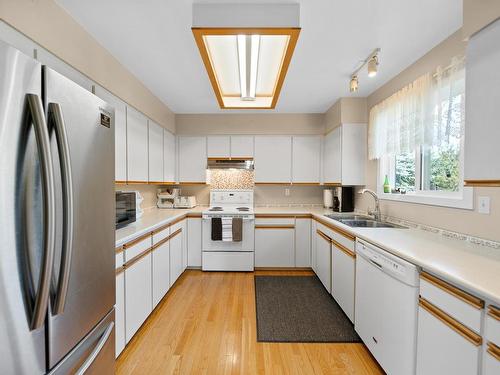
top-left (202, 190), bottom-right (255, 271)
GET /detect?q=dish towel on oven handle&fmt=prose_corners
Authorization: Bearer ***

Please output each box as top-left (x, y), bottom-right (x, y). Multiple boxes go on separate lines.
top-left (222, 217), bottom-right (233, 242)
top-left (232, 217), bottom-right (243, 242)
top-left (211, 217), bottom-right (222, 241)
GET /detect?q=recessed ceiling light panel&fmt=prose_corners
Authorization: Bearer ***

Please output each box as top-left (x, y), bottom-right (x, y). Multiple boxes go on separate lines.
top-left (193, 28), bottom-right (300, 109)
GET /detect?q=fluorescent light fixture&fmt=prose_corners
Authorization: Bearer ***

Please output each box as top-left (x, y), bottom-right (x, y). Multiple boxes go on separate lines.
top-left (237, 35), bottom-right (247, 99)
top-left (192, 28), bottom-right (300, 109)
top-left (367, 56), bottom-right (378, 77)
top-left (249, 35), bottom-right (260, 99)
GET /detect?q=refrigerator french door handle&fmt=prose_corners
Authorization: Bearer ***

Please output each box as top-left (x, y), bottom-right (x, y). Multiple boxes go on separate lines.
top-left (26, 94), bottom-right (56, 330)
top-left (75, 322), bottom-right (114, 375)
top-left (48, 102), bottom-right (74, 315)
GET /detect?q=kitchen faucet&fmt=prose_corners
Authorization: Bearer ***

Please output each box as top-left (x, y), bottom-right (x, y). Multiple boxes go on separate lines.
top-left (359, 189), bottom-right (381, 221)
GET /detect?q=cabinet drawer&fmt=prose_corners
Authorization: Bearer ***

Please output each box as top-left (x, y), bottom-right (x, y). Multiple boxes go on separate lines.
top-left (170, 218), bottom-right (185, 234)
top-left (484, 342), bottom-right (500, 375)
top-left (115, 246), bottom-right (124, 268)
top-left (486, 305), bottom-right (500, 344)
top-left (417, 298), bottom-right (482, 375)
top-left (255, 217), bottom-right (295, 226)
top-left (152, 224), bottom-right (170, 244)
top-left (420, 272), bottom-right (483, 333)
top-left (124, 233), bottom-right (152, 262)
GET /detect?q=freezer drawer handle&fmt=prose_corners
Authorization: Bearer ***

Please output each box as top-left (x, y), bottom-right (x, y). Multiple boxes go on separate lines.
top-left (75, 321), bottom-right (114, 375)
top-left (48, 102), bottom-right (74, 315)
top-left (26, 94), bottom-right (56, 330)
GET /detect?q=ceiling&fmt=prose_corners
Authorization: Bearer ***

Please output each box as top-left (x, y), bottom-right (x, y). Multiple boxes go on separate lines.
top-left (55, 0), bottom-right (462, 114)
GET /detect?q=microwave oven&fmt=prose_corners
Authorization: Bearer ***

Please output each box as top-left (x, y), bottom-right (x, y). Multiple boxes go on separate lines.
top-left (116, 191), bottom-right (136, 229)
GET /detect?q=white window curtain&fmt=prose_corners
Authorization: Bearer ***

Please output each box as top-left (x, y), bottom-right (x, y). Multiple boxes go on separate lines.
top-left (368, 57), bottom-right (465, 160)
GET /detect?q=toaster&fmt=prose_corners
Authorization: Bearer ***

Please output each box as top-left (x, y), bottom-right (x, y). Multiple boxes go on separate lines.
top-left (173, 196), bottom-right (197, 208)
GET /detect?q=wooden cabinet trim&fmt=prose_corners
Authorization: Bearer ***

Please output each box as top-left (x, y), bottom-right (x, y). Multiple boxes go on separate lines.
top-left (254, 182), bottom-right (292, 185)
top-left (420, 271), bottom-right (484, 310)
top-left (323, 182), bottom-right (342, 187)
top-left (487, 342), bottom-right (500, 361)
top-left (170, 215), bottom-right (187, 226)
top-left (464, 180), bottom-right (500, 187)
top-left (179, 182), bottom-right (206, 185)
top-left (123, 231), bottom-right (152, 249)
top-left (313, 216), bottom-right (355, 241)
top-left (115, 266), bottom-right (125, 275)
top-left (255, 225), bottom-right (295, 229)
top-left (316, 229), bottom-right (332, 243)
top-left (125, 180), bottom-right (148, 184)
top-left (115, 246), bottom-right (124, 254)
top-left (124, 248), bottom-right (152, 269)
top-left (169, 228), bottom-right (182, 239)
top-left (488, 305), bottom-right (500, 321)
top-left (186, 212), bottom-right (203, 218)
top-left (419, 297), bottom-right (482, 346)
top-left (331, 238), bottom-right (356, 259)
top-left (151, 235), bottom-right (170, 251)
top-left (115, 180), bottom-right (127, 184)
top-left (152, 223), bottom-right (171, 236)
top-left (255, 214), bottom-right (297, 219)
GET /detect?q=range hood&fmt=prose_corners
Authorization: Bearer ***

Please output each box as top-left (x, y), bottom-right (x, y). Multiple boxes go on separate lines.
top-left (207, 158), bottom-right (254, 170)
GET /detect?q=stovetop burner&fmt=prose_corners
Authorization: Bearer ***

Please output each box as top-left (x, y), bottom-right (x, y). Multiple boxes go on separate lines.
top-left (209, 206), bottom-right (223, 211)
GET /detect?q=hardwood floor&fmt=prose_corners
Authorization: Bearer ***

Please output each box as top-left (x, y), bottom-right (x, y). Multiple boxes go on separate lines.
top-left (116, 270), bottom-right (384, 375)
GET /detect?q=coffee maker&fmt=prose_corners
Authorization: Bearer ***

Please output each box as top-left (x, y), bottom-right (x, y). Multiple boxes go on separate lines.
top-left (332, 186), bottom-right (355, 212)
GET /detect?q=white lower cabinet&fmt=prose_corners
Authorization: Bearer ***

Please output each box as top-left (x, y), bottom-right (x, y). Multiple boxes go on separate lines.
top-left (483, 305), bottom-right (500, 375)
top-left (331, 242), bottom-right (355, 322)
top-left (187, 217), bottom-right (202, 267)
top-left (115, 270), bottom-right (125, 357)
top-left (152, 239), bottom-right (170, 308)
top-left (295, 218), bottom-right (311, 267)
top-left (416, 301), bottom-right (481, 375)
top-left (311, 220), bottom-right (317, 274)
top-left (124, 253), bottom-right (152, 342)
top-left (315, 229), bottom-right (331, 293)
top-left (169, 229), bottom-right (183, 286)
top-left (181, 220), bottom-right (188, 271)
top-left (255, 224), bottom-right (295, 267)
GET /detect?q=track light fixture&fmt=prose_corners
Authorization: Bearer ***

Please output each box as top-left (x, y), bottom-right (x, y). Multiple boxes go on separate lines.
top-left (350, 75), bottom-right (359, 93)
top-left (349, 48), bottom-right (380, 92)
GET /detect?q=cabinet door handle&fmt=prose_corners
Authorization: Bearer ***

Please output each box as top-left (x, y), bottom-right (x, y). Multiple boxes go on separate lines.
top-left (316, 229), bottom-right (332, 242)
top-left (419, 297), bottom-right (482, 346)
top-left (487, 342), bottom-right (500, 362)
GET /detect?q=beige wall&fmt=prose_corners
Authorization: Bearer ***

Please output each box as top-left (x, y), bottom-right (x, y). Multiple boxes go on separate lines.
top-left (358, 29), bottom-right (500, 242)
top-left (324, 97), bottom-right (367, 132)
top-left (175, 114), bottom-right (325, 135)
top-left (0, 0), bottom-right (175, 132)
top-left (463, 0), bottom-right (500, 39)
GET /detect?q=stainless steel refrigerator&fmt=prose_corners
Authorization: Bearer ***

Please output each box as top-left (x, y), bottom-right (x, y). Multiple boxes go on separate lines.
top-left (0, 40), bottom-right (115, 374)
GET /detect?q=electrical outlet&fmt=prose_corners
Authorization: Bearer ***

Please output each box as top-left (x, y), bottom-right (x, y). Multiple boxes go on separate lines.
top-left (285, 188), bottom-right (290, 197)
top-left (477, 196), bottom-right (490, 214)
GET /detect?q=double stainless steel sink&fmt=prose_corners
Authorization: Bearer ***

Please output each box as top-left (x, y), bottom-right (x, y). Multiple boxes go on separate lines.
top-left (324, 214), bottom-right (407, 229)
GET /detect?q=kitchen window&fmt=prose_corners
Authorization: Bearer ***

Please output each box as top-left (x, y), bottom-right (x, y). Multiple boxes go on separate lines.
top-left (370, 57), bottom-right (473, 209)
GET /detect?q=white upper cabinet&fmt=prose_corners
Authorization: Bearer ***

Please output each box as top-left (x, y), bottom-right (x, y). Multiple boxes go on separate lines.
top-left (341, 124), bottom-right (367, 185)
top-left (292, 136), bottom-right (321, 183)
top-left (163, 130), bottom-right (176, 183)
top-left (323, 124), bottom-right (366, 185)
top-left (464, 19), bottom-right (500, 184)
top-left (93, 86), bottom-right (127, 182)
top-left (254, 136), bottom-right (292, 183)
top-left (36, 47), bottom-right (93, 92)
top-left (126, 107), bottom-right (149, 182)
top-left (207, 136), bottom-right (230, 158)
top-left (178, 136), bottom-right (207, 183)
top-left (323, 127), bottom-right (342, 184)
top-left (148, 121), bottom-right (164, 183)
top-left (230, 136), bottom-right (254, 158)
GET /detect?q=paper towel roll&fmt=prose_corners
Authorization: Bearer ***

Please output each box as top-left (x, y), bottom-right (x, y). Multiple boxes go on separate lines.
top-left (323, 189), bottom-right (333, 208)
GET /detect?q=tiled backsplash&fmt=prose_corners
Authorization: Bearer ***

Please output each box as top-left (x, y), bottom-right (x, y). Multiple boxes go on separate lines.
top-left (207, 169), bottom-right (254, 189)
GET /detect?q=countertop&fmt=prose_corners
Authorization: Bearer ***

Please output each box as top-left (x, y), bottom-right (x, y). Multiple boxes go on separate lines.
top-left (116, 206), bottom-right (500, 304)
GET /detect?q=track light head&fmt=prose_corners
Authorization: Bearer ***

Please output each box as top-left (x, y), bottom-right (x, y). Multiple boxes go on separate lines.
top-left (367, 55), bottom-right (378, 77)
top-left (350, 75), bottom-right (359, 92)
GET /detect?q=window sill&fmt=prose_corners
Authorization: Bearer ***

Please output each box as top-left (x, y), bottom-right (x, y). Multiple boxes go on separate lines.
top-left (377, 187), bottom-right (474, 209)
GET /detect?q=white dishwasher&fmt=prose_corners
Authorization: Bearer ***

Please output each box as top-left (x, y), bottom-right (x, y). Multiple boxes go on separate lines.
top-left (355, 239), bottom-right (419, 375)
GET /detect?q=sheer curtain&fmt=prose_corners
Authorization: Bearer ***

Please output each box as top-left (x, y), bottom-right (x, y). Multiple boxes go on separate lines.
top-left (368, 57), bottom-right (465, 160)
